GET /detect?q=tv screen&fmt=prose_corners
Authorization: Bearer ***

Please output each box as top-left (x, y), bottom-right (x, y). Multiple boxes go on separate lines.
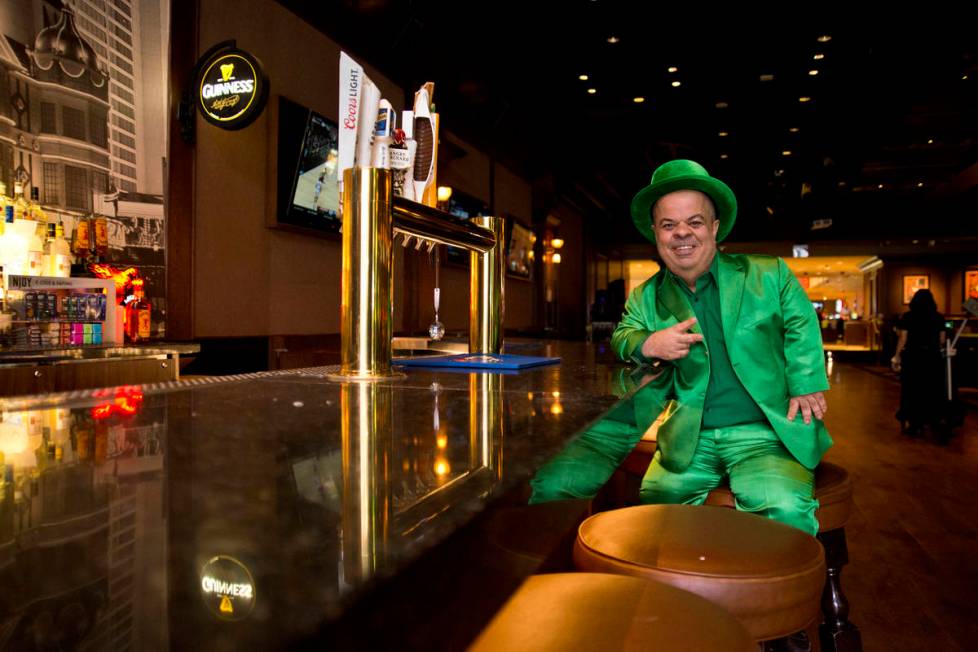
top-left (444, 191), bottom-right (490, 265)
top-left (277, 97), bottom-right (341, 234)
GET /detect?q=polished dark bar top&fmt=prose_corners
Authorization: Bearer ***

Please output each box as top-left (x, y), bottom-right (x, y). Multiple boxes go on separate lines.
top-left (0, 340), bottom-right (643, 650)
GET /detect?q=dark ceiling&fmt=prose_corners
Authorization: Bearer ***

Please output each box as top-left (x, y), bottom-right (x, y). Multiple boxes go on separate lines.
top-left (278, 1), bottom-right (978, 247)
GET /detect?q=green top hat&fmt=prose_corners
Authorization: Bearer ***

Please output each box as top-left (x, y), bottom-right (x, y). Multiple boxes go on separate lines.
top-left (630, 159), bottom-right (737, 243)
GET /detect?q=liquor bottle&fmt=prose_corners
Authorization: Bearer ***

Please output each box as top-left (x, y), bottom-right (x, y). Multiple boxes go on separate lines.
top-left (93, 214), bottom-right (108, 259)
top-left (0, 265), bottom-right (13, 343)
top-left (71, 215), bottom-right (93, 278)
top-left (72, 214), bottom-right (92, 257)
top-left (125, 279), bottom-right (151, 343)
top-left (26, 218), bottom-right (44, 277)
top-left (73, 411), bottom-right (93, 461)
top-left (45, 223), bottom-right (71, 278)
top-left (28, 188), bottom-right (46, 223)
top-left (42, 222), bottom-right (55, 277)
top-left (0, 185), bottom-right (11, 273)
top-left (93, 418), bottom-right (108, 464)
top-left (0, 209), bottom-right (27, 278)
top-left (11, 183), bottom-right (28, 222)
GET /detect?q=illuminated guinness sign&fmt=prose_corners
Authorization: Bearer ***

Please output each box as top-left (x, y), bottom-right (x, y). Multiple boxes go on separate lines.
top-left (200, 555), bottom-right (257, 621)
top-left (195, 46), bottom-right (268, 130)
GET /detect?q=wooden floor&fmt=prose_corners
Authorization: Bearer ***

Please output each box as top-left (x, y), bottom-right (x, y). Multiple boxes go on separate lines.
top-left (823, 362), bottom-right (978, 650)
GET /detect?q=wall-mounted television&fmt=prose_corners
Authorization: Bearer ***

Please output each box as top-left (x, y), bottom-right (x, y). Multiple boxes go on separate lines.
top-left (276, 96), bottom-right (340, 235)
top-left (444, 190), bottom-right (490, 266)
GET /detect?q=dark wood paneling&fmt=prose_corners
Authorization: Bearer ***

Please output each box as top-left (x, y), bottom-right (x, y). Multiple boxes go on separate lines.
top-left (54, 358), bottom-right (176, 391)
top-left (0, 366), bottom-right (54, 396)
top-left (165, 0), bottom-right (199, 340)
top-left (0, 358), bottom-right (177, 397)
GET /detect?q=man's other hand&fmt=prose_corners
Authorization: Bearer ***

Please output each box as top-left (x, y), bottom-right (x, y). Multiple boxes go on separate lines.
top-left (787, 392), bottom-right (827, 425)
top-left (640, 317), bottom-right (704, 361)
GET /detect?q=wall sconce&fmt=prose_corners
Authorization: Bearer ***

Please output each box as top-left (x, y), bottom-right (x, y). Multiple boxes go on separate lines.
top-left (543, 232), bottom-right (564, 265)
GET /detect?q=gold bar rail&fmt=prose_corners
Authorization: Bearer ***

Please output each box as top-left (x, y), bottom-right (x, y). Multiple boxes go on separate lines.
top-left (329, 168), bottom-right (505, 382)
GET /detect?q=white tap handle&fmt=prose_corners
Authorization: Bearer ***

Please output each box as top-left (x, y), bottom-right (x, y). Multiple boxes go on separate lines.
top-left (434, 287), bottom-right (440, 313)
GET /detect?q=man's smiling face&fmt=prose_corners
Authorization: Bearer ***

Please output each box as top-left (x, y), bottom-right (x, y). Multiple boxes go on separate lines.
top-left (653, 190), bottom-right (720, 285)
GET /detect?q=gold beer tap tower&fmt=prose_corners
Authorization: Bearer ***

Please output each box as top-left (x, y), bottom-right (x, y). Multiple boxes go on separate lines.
top-left (332, 169), bottom-right (507, 579)
top-left (330, 167), bottom-right (506, 381)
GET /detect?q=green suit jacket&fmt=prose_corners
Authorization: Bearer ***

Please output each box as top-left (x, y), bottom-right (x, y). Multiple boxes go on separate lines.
top-left (611, 253), bottom-right (832, 472)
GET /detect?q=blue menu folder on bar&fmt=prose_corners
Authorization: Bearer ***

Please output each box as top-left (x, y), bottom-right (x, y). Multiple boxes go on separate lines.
top-left (394, 353), bottom-right (561, 370)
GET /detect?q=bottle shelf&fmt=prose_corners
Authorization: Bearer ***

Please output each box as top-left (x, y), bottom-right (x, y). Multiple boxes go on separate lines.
top-left (12, 320), bottom-right (103, 325)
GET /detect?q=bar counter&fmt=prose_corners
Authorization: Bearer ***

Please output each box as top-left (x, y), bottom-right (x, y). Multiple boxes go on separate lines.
top-left (0, 340), bottom-right (643, 650)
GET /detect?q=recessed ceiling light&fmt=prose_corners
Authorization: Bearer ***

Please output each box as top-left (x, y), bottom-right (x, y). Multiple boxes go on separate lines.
top-left (720, 154), bottom-right (729, 159)
top-left (578, 74), bottom-right (589, 81)
top-left (671, 80), bottom-right (681, 87)
top-left (917, 182), bottom-right (924, 187)
top-left (633, 96), bottom-right (645, 103)
top-left (606, 36), bottom-right (620, 44)
top-left (668, 66), bottom-right (678, 73)
top-left (715, 101), bottom-right (729, 109)
top-left (878, 184), bottom-right (884, 189)
top-left (809, 69), bottom-right (819, 76)
top-left (718, 131), bottom-right (729, 137)
top-left (817, 35), bottom-right (832, 43)
top-left (927, 139), bottom-right (934, 144)
top-left (760, 74), bottom-right (775, 82)
top-left (789, 127), bottom-right (800, 133)
top-left (782, 150), bottom-right (792, 156)
top-left (813, 53), bottom-right (825, 60)
top-left (799, 96), bottom-right (812, 102)
top-left (587, 88), bottom-right (597, 94)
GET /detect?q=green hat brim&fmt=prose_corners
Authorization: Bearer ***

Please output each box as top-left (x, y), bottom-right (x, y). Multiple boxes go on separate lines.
top-left (630, 174), bottom-right (737, 244)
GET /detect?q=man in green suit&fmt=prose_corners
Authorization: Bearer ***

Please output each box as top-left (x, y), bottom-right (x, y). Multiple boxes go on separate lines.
top-left (531, 159), bottom-right (830, 535)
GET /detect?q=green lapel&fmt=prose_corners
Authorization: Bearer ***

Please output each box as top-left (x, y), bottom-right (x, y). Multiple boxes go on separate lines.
top-left (657, 272), bottom-right (700, 333)
top-left (716, 253), bottom-right (745, 347)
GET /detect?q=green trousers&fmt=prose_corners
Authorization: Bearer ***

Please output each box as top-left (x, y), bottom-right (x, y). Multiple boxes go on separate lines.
top-left (529, 418), bottom-right (641, 503)
top-left (530, 419), bottom-right (818, 536)
top-left (641, 421), bottom-right (819, 536)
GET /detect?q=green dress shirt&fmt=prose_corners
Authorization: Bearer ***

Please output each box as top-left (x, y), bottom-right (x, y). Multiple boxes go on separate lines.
top-left (671, 256), bottom-right (766, 428)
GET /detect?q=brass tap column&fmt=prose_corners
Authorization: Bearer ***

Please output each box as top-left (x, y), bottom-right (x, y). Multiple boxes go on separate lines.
top-left (332, 168), bottom-right (403, 381)
top-left (469, 372), bottom-right (503, 477)
top-left (469, 216), bottom-right (506, 354)
top-left (341, 381), bottom-right (394, 582)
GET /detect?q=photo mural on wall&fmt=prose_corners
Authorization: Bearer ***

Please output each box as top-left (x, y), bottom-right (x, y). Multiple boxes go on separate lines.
top-left (0, 0), bottom-right (169, 335)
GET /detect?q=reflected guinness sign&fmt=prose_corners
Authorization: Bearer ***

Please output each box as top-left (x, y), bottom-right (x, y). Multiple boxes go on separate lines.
top-left (200, 555), bottom-right (256, 621)
top-left (196, 46), bottom-right (268, 130)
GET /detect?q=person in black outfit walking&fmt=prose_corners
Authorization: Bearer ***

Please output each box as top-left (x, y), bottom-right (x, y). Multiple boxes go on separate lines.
top-left (891, 289), bottom-right (948, 438)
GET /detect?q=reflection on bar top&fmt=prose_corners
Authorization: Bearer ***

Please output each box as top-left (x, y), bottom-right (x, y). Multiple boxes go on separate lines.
top-left (0, 340), bottom-right (641, 648)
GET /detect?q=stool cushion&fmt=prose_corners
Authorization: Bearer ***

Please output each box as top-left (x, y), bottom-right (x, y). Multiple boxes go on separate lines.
top-left (470, 573), bottom-right (755, 652)
top-left (812, 461), bottom-right (852, 532)
top-left (704, 461), bottom-right (853, 533)
top-left (574, 504), bottom-right (825, 641)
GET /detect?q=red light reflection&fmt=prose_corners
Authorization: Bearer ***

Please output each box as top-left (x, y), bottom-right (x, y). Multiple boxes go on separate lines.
top-left (91, 386), bottom-right (145, 420)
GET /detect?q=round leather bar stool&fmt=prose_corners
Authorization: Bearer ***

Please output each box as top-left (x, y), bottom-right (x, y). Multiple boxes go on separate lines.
top-left (573, 504), bottom-right (825, 644)
top-left (704, 462), bottom-right (862, 652)
top-left (469, 572), bottom-right (755, 652)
